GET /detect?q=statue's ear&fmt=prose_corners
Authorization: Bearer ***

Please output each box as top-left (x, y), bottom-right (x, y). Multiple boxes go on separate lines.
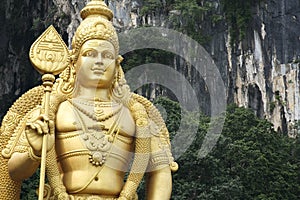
top-left (116, 55), bottom-right (124, 65)
top-left (29, 25), bottom-right (70, 75)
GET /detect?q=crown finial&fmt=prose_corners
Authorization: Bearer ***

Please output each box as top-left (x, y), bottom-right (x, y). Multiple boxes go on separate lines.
top-left (80, 0), bottom-right (113, 20)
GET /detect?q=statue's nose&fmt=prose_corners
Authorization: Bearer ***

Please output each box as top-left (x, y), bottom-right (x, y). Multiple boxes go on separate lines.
top-left (95, 53), bottom-right (104, 66)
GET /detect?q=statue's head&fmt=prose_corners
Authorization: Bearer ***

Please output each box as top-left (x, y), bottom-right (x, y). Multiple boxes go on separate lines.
top-left (62, 0), bottom-right (130, 103)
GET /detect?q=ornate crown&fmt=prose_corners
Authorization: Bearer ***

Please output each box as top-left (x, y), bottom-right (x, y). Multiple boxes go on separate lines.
top-left (71, 0), bottom-right (119, 60)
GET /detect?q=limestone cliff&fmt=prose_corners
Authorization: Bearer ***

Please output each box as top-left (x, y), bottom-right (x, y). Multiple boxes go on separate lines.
top-left (0, 0), bottom-right (299, 136)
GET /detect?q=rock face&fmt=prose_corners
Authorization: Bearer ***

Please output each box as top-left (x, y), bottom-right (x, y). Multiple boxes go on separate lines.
top-left (225, 0), bottom-right (300, 136)
top-left (0, 0), bottom-right (299, 135)
top-left (0, 0), bottom-right (43, 119)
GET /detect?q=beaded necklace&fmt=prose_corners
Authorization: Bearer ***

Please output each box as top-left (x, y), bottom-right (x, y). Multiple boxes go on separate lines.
top-left (68, 99), bottom-right (123, 167)
top-left (69, 99), bottom-right (122, 122)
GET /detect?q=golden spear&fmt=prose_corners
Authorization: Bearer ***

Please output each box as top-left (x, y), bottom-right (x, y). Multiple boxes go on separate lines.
top-left (29, 25), bottom-right (69, 200)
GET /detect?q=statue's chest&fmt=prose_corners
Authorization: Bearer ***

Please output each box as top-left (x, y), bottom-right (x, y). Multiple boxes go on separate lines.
top-left (55, 101), bottom-right (135, 167)
top-left (56, 100), bottom-right (136, 137)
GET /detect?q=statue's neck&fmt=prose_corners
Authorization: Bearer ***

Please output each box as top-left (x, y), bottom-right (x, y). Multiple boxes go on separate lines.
top-left (74, 85), bottom-right (112, 102)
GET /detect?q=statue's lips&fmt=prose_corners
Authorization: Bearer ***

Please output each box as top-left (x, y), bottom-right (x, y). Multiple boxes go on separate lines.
top-left (91, 67), bottom-right (105, 74)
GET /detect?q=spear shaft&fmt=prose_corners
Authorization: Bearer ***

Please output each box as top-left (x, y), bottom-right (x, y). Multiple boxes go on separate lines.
top-left (38, 74), bottom-right (55, 200)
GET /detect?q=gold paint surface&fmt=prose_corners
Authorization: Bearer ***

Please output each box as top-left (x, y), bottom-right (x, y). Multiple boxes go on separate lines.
top-left (0, 1), bottom-right (177, 199)
top-left (29, 25), bottom-right (70, 75)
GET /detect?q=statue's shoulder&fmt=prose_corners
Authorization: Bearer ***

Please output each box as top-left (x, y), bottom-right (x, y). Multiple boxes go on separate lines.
top-left (129, 93), bottom-right (170, 139)
top-left (1, 86), bottom-right (45, 137)
top-left (1, 86), bottom-right (44, 159)
top-left (129, 93), bottom-right (166, 128)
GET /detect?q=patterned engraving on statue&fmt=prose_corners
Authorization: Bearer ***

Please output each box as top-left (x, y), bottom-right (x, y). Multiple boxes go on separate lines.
top-left (83, 131), bottom-right (112, 166)
top-left (29, 25), bottom-right (70, 75)
top-left (3, 110), bottom-right (33, 158)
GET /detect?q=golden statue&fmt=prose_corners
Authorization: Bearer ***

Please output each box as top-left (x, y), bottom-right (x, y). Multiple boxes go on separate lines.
top-left (0, 1), bottom-right (178, 199)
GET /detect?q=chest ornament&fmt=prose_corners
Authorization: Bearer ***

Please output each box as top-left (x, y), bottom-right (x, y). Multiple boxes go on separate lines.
top-left (82, 130), bottom-right (114, 166)
top-left (68, 99), bottom-right (123, 167)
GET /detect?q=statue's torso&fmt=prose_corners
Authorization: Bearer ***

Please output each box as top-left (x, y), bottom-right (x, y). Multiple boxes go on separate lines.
top-left (55, 99), bottom-right (135, 195)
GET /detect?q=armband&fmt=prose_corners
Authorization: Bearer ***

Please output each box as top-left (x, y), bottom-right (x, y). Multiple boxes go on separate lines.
top-left (27, 147), bottom-right (41, 162)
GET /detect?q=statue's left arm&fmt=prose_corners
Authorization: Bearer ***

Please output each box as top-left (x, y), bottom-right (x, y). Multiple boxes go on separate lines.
top-left (145, 128), bottom-right (174, 200)
top-left (128, 94), bottom-right (178, 200)
top-left (146, 167), bottom-right (172, 199)
top-left (119, 93), bottom-right (178, 200)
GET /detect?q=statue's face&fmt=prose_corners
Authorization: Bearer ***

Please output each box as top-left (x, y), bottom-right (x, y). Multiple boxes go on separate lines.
top-left (76, 39), bottom-right (116, 89)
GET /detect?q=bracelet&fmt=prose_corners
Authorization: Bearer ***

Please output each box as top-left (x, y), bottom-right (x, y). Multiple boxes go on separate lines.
top-left (119, 181), bottom-right (139, 200)
top-left (119, 192), bottom-right (138, 200)
top-left (120, 189), bottom-right (135, 200)
top-left (28, 147), bottom-right (41, 162)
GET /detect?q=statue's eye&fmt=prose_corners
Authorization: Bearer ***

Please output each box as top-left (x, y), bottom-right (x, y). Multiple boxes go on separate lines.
top-left (82, 49), bottom-right (97, 57)
top-left (103, 52), bottom-right (114, 59)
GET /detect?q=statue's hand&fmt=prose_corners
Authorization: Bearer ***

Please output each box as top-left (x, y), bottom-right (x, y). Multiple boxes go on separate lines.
top-left (25, 114), bottom-right (55, 156)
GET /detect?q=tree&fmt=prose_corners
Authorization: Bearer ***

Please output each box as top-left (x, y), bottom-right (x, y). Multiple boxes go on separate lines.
top-left (171, 104), bottom-right (300, 199)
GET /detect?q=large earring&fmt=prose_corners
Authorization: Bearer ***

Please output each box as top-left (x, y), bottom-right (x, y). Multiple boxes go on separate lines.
top-left (112, 65), bottom-right (121, 96)
top-left (111, 60), bottom-right (131, 105)
top-left (116, 55), bottom-right (124, 65)
top-left (55, 63), bottom-right (76, 95)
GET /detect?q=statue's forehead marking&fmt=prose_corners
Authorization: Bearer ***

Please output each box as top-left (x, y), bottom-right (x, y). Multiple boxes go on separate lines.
top-left (84, 40), bottom-right (114, 48)
top-left (83, 40), bottom-right (114, 49)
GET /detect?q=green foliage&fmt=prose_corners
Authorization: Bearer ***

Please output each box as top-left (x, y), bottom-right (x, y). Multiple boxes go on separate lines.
top-left (221, 0), bottom-right (251, 45)
top-left (171, 104), bottom-right (300, 199)
top-left (31, 18), bottom-right (44, 33)
top-left (153, 96), bottom-right (182, 136)
top-left (21, 169), bottom-right (40, 199)
top-left (269, 101), bottom-right (276, 113)
top-left (141, 0), bottom-right (213, 43)
top-left (221, 0), bottom-right (263, 47)
top-left (168, 0), bottom-right (211, 44)
top-left (30, 5), bottom-right (59, 35)
top-left (122, 49), bottom-right (173, 73)
top-left (121, 48), bottom-right (173, 95)
top-left (120, 26), bottom-right (175, 73)
top-left (268, 91), bottom-right (286, 113)
top-left (211, 14), bottom-right (223, 24)
top-left (140, 0), bottom-right (163, 15)
top-left (292, 120), bottom-right (300, 136)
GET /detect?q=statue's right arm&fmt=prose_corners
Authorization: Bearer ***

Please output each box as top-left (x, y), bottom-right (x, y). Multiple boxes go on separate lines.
top-left (8, 151), bottom-right (41, 181)
top-left (7, 108), bottom-right (55, 181)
